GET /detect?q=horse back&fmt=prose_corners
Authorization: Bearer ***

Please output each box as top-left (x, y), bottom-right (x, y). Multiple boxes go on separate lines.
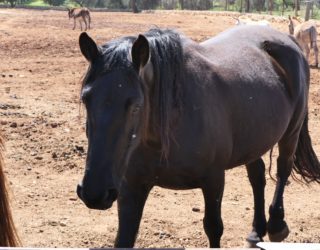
top-left (199, 25), bottom-right (309, 98)
top-left (70, 8), bottom-right (90, 18)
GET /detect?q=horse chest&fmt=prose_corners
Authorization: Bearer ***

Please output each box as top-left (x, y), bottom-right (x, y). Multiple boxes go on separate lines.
top-left (154, 170), bottom-right (204, 189)
top-left (127, 157), bottom-right (209, 189)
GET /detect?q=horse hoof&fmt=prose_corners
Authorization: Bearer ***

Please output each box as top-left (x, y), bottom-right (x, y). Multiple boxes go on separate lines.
top-left (245, 240), bottom-right (259, 248)
top-left (268, 224), bottom-right (289, 242)
top-left (245, 232), bottom-right (262, 248)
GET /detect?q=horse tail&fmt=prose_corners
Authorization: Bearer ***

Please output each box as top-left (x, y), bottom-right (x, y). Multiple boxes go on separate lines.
top-left (0, 137), bottom-right (20, 246)
top-left (293, 112), bottom-right (320, 183)
top-left (309, 26), bottom-right (317, 49)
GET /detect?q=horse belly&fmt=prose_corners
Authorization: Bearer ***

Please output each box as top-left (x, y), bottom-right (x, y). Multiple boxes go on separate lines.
top-left (227, 96), bottom-right (293, 168)
top-left (155, 151), bottom-right (214, 189)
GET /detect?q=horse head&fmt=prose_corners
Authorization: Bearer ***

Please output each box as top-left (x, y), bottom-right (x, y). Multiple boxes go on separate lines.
top-left (76, 32), bottom-right (151, 210)
top-left (67, 8), bottom-right (75, 19)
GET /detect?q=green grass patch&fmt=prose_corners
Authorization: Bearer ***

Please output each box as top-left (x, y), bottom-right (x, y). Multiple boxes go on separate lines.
top-left (26, 0), bottom-right (50, 6)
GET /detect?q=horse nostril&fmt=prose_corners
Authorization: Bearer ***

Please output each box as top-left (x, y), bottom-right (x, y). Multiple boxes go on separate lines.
top-left (76, 184), bottom-right (118, 210)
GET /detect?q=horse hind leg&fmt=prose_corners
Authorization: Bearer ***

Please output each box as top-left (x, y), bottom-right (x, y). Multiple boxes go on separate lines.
top-left (267, 135), bottom-right (299, 242)
top-left (313, 42), bottom-right (318, 67)
top-left (304, 44), bottom-right (310, 65)
top-left (83, 18), bottom-right (88, 31)
top-left (245, 158), bottom-right (267, 247)
top-left (310, 27), bottom-right (318, 67)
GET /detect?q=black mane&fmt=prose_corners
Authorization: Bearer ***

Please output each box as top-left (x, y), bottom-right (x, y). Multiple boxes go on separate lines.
top-left (142, 29), bottom-right (184, 158)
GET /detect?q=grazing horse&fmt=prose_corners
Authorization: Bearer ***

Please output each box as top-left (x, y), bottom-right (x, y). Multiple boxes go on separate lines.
top-left (76, 26), bottom-right (320, 248)
top-left (0, 136), bottom-right (20, 246)
top-left (67, 7), bottom-right (91, 31)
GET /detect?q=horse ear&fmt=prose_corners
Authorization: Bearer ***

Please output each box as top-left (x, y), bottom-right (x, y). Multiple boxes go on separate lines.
top-left (131, 34), bottom-right (150, 70)
top-left (79, 32), bottom-right (100, 62)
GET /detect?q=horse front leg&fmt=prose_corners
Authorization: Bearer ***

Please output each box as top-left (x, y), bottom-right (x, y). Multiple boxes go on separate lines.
top-left (114, 183), bottom-right (151, 248)
top-left (245, 158), bottom-right (267, 247)
top-left (202, 170), bottom-right (225, 248)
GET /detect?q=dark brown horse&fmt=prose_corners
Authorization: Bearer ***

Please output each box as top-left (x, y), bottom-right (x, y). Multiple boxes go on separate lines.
top-left (0, 135), bottom-right (20, 246)
top-left (77, 25), bottom-right (320, 247)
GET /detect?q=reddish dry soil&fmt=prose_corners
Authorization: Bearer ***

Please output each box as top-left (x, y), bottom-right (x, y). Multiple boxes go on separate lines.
top-left (0, 8), bottom-right (320, 248)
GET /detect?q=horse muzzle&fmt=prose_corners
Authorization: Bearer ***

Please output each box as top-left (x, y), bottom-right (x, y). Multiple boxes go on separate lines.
top-left (77, 183), bottom-right (118, 210)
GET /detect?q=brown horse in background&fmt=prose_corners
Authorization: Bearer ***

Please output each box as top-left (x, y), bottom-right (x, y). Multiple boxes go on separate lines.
top-left (288, 15), bottom-right (319, 67)
top-left (67, 7), bottom-right (91, 31)
top-left (0, 135), bottom-right (20, 246)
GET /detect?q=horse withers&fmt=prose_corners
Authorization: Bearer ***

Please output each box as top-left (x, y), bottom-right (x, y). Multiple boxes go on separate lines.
top-left (77, 25), bottom-right (320, 247)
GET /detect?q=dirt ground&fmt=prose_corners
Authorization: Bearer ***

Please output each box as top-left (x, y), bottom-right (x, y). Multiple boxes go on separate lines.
top-left (1, 8), bottom-right (320, 248)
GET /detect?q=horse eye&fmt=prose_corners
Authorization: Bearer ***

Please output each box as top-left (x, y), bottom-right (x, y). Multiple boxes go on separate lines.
top-left (132, 106), bottom-right (140, 114)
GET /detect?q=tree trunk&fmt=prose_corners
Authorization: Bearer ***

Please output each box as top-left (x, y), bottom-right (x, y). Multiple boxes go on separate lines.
top-left (245, 0), bottom-right (250, 12)
top-left (179, 0), bottom-right (184, 9)
top-left (268, 0), bottom-right (273, 14)
top-left (141, 0), bottom-right (159, 9)
top-left (255, 0), bottom-right (263, 12)
top-left (141, 0), bottom-right (149, 9)
top-left (151, 0), bottom-right (160, 9)
top-left (119, 0), bottom-right (124, 8)
top-left (9, 0), bottom-right (16, 7)
top-left (294, 0), bottom-right (299, 16)
top-left (239, 0), bottom-right (243, 12)
top-left (130, 0), bottom-right (139, 13)
top-left (305, 1), bottom-right (313, 20)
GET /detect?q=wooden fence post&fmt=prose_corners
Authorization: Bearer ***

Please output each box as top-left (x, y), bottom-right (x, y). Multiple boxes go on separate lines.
top-left (305, 0), bottom-right (313, 21)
